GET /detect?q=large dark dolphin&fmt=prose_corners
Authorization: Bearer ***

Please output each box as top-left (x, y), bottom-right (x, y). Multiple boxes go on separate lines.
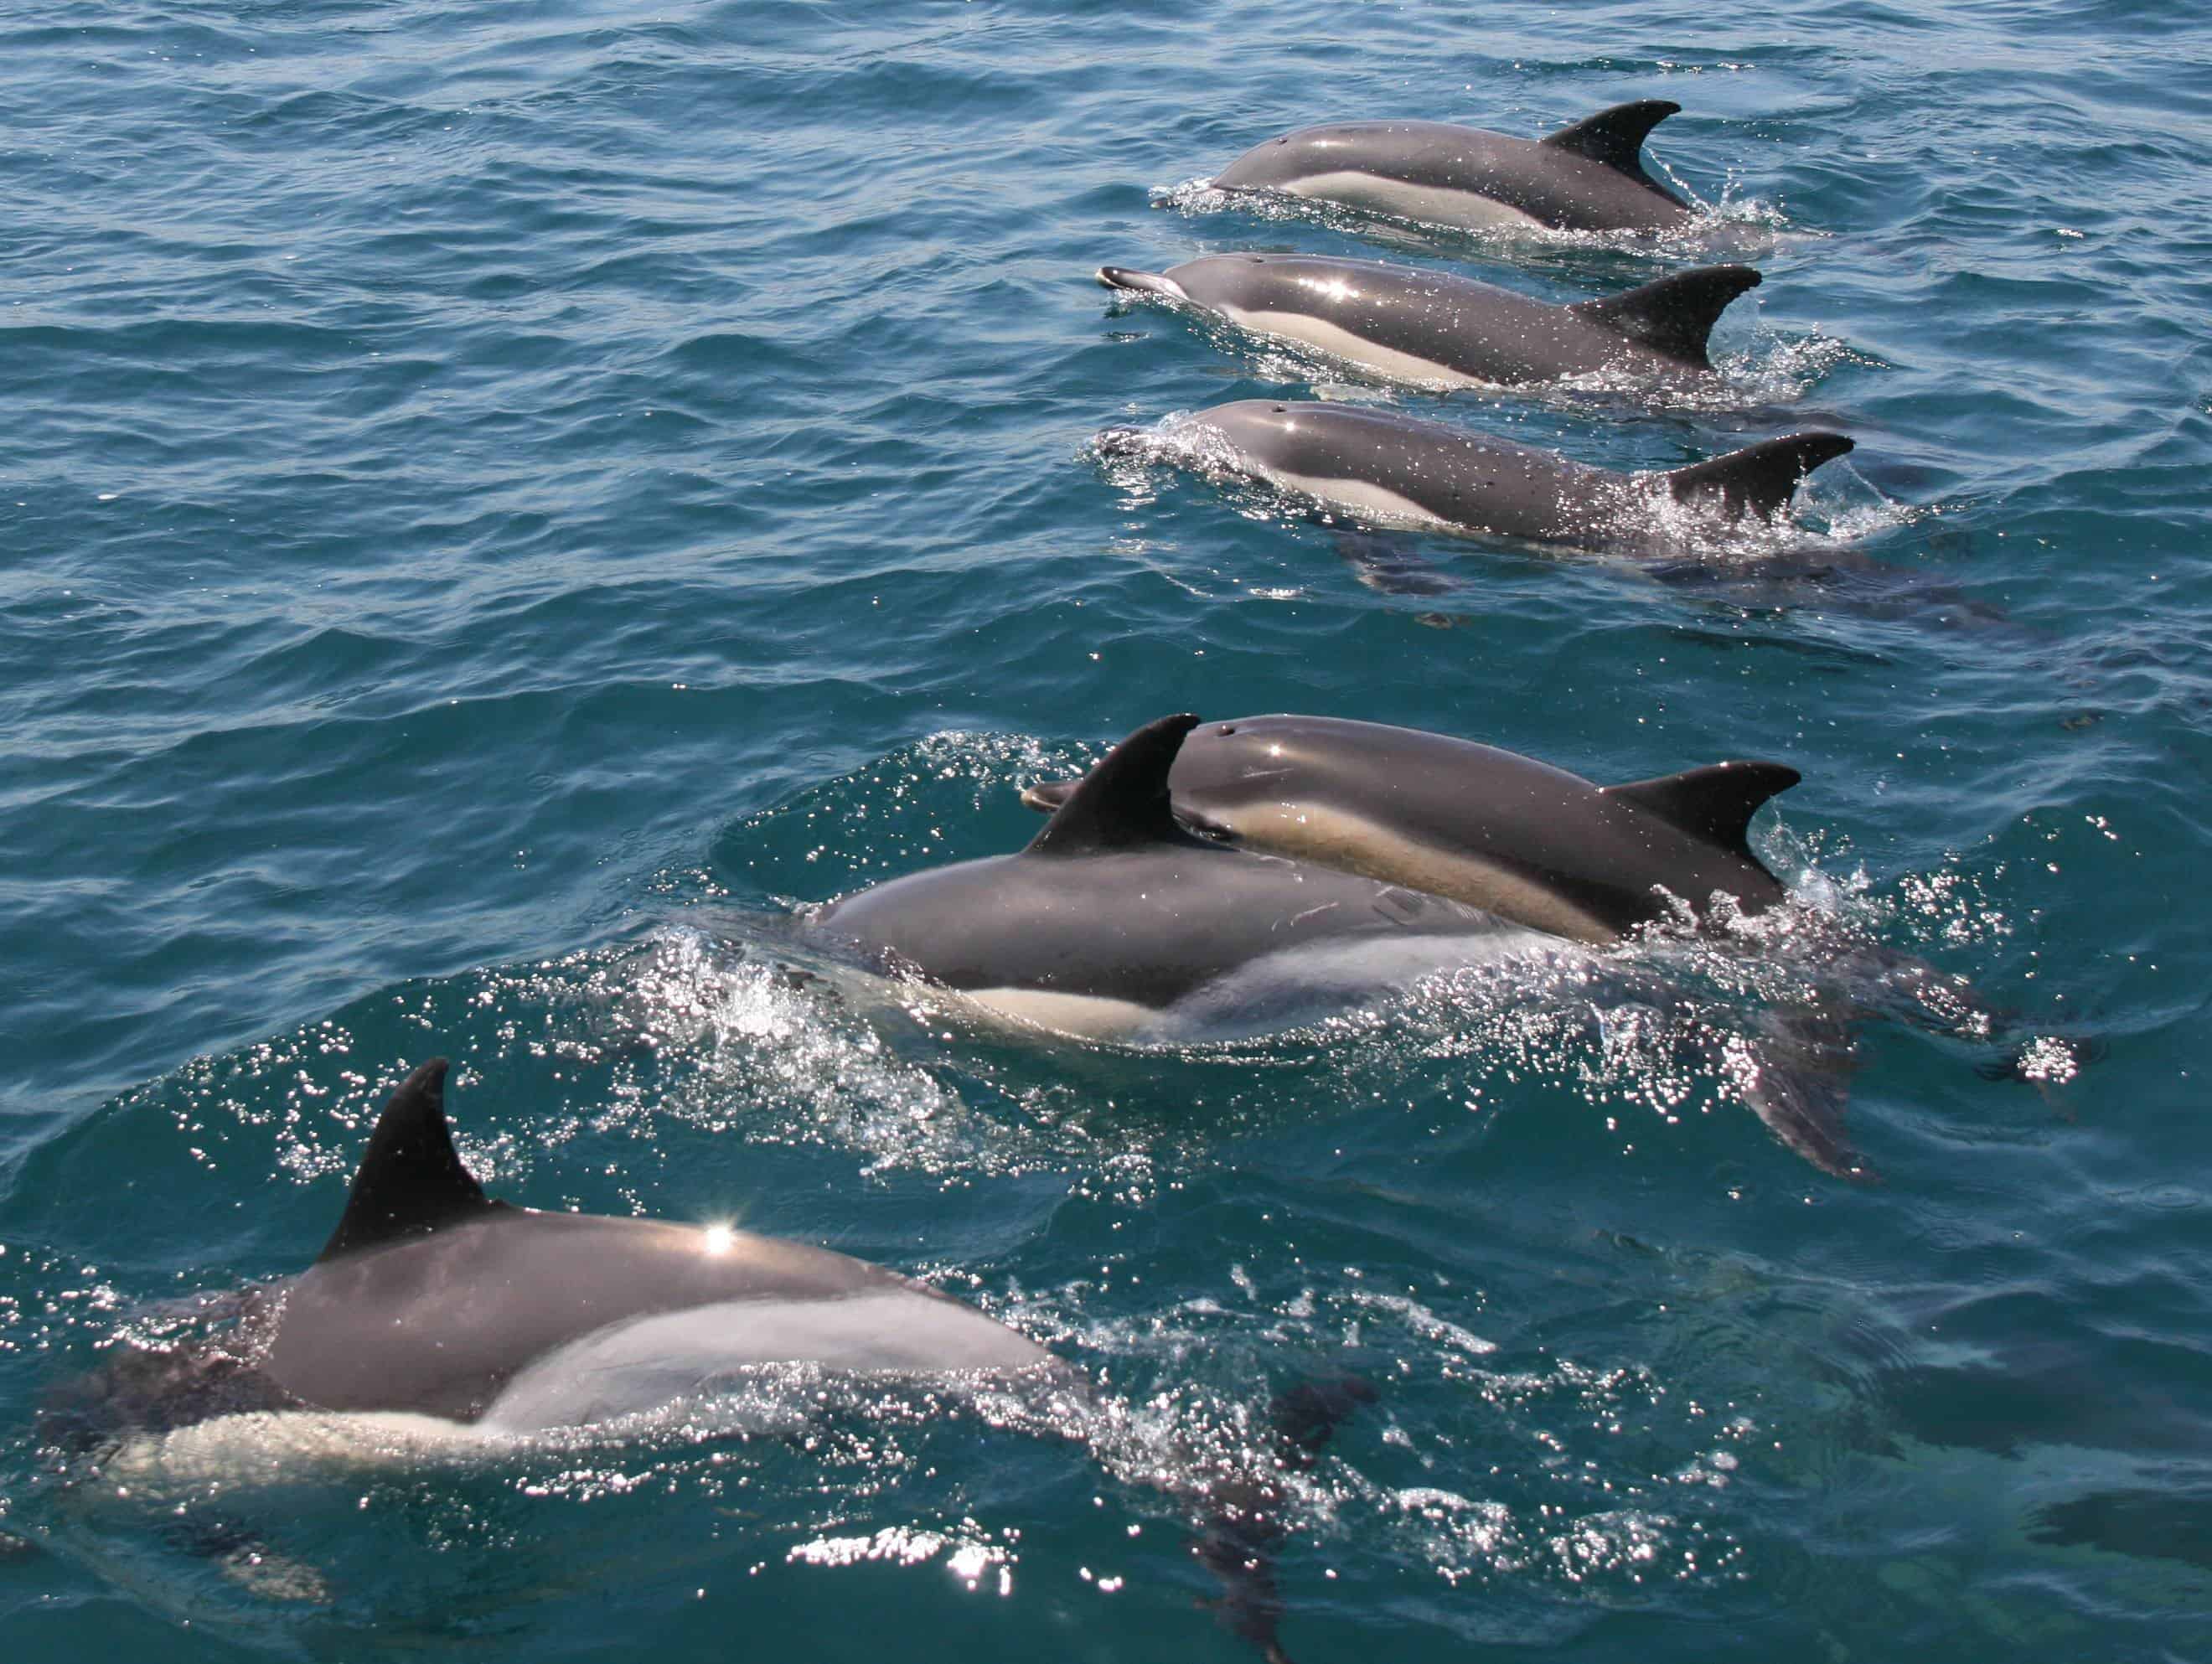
top-left (1098, 254), bottom-right (1762, 389)
top-left (1098, 399), bottom-right (1853, 555)
top-left (811, 713), bottom-right (1520, 1038)
top-left (1211, 101), bottom-right (1695, 234)
top-left (1020, 715), bottom-right (1796, 946)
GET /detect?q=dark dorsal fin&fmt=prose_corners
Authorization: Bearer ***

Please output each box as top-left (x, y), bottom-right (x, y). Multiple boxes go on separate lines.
top-left (1569, 265), bottom-right (1761, 369)
top-left (316, 1058), bottom-right (500, 1264)
top-left (1026, 713), bottom-right (1203, 857)
top-left (1541, 100), bottom-right (1683, 194)
top-left (1601, 761), bottom-right (1801, 860)
top-left (1666, 432), bottom-right (1855, 520)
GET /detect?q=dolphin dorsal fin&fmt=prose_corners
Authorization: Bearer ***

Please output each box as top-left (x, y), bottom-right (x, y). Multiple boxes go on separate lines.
top-left (1569, 265), bottom-right (1762, 369)
top-left (1601, 761), bottom-right (1801, 860)
top-left (1540, 100), bottom-right (1682, 189)
top-left (1664, 432), bottom-right (1854, 520)
top-left (316, 1058), bottom-right (499, 1263)
top-left (1026, 713), bottom-right (1202, 856)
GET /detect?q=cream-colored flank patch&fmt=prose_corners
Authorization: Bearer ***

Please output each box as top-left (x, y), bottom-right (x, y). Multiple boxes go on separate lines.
top-left (1283, 171), bottom-right (1545, 231)
top-left (1223, 801), bottom-right (1617, 944)
top-left (1218, 305), bottom-right (1483, 389)
top-left (1243, 460), bottom-right (1452, 531)
top-left (960, 985), bottom-right (1160, 1040)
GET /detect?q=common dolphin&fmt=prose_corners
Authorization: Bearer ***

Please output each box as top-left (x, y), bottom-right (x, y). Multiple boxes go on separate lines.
top-left (1020, 715), bottom-right (1796, 946)
top-left (40, 1060), bottom-right (1052, 1443)
top-left (1211, 101), bottom-right (1695, 234)
top-left (811, 713), bottom-right (1521, 1039)
top-left (1098, 399), bottom-right (1853, 555)
top-left (1098, 255), bottom-right (1761, 389)
top-left (43, 1062), bottom-right (1369, 1663)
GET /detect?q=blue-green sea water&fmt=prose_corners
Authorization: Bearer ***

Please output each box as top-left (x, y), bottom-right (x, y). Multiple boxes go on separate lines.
top-left (4, 1), bottom-right (2209, 1658)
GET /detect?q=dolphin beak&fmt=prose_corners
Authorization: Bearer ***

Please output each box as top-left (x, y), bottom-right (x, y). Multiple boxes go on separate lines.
top-left (1021, 778), bottom-right (1081, 814)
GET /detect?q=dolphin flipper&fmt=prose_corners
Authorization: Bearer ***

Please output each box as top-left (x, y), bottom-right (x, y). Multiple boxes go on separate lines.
top-left (1569, 265), bottom-right (1762, 369)
top-left (1664, 432), bottom-right (1856, 520)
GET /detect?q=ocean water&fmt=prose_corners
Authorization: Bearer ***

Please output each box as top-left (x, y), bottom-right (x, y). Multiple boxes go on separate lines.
top-left (3, 0), bottom-right (2209, 1658)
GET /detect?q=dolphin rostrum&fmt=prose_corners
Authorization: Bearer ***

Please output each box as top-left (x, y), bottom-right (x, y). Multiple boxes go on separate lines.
top-left (1211, 101), bottom-right (1697, 235)
top-left (1020, 715), bottom-right (1796, 945)
top-left (1098, 254), bottom-right (1762, 389)
top-left (811, 713), bottom-right (1521, 1039)
top-left (1098, 399), bottom-right (1853, 555)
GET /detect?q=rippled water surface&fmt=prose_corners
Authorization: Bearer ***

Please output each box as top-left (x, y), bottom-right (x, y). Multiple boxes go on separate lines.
top-left (4, 2), bottom-right (2210, 1659)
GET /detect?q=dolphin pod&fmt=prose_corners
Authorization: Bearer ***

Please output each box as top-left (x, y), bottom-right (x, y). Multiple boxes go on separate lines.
top-left (1099, 254), bottom-right (1763, 390)
top-left (1101, 399), bottom-right (1854, 553)
top-left (1212, 100), bottom-right (1696, 235)
top-left (813, 712), bottom-right (1523, 1039)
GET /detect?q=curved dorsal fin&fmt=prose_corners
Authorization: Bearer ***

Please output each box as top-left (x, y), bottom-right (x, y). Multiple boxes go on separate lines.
top-left (1601, 761), bottom-right (1801, 860)
top-left (1026, 713), bottom-right (1203, 857)
top-left (317, 1058), bottom-right (499, 1264)
top-left (1541, 100), bottom-right (1683, 194)
top-left (1569, 265), bottom-right (1762, 369)
top-left (1665, 432), bottom-right (1855, 520)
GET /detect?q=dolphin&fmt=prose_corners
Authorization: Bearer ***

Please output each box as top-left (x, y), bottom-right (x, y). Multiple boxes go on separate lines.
top-left (810, 713), bottom-right (1522, 1039)
top-left (1098, 399), bottom-right (1853, 555)
top-left (38, 1060), bottom-right (1052, 1445)
top-left (42, 1062), bottom-right (1370, 1663)
top-left (1098, 254), bottom-right (1761, 390)
top-left (1019, 715), bottom-right (1795, 947)
top-left (1211, 101), bottom-right (1696, 234)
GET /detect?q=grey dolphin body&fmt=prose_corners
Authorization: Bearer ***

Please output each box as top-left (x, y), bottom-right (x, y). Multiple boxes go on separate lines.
top-left (1098, 255), bottom-right (1761, 389)
top-left (1021, 716), bottom-right (1796, 946)
top-left (260, 1062), bottom-right (1048, 1428)
top-left (812, 714), bottom-right (1516, 1036)
top-left (1211, 101), bottom-right (1695, 234)
top-left (1101, 399), bottom-right (1853, 554)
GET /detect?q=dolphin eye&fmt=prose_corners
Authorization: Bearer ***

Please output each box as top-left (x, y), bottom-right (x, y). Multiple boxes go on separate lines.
top-left (1271, 405), bottom-right (1287, 414)
top-left (1217, 725), bottom-right (1238, 736)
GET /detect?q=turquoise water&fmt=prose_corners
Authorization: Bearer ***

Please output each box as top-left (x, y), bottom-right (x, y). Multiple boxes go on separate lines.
top-left (4, 0), bottom-right (2210, 1657)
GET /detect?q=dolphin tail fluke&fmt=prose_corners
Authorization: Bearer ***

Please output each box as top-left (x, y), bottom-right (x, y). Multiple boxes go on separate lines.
top-left (1570, 265), bottom-right (1762, 369)
top-left (1540, 99), bottom-right (1686, 199)
top-left (1665, 432), bottom-right (1856, 521)
top-left (1195, 1371), bottom-right (1377, 1663)
top-left (1729, 1004), bottom-right (1873, 1181)
top-left (1098, 266), bottom-right (1188, 299)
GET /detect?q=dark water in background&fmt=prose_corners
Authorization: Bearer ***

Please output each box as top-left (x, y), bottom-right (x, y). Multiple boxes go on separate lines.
top-left (3, 1), bottom-right (2210, 1657)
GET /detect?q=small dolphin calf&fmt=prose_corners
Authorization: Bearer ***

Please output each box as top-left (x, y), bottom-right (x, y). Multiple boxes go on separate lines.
top-left (1212, 101), bottom-right (1696, 234)
top-left (1021, 715), bottom-right (1797, 946)
top-left (1098, 255), bottom-right (1761, 390)
top-left (813, 713), bottom-right (1518, 1038)
top-left (1100, 399), bottom-right (1853, 554)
